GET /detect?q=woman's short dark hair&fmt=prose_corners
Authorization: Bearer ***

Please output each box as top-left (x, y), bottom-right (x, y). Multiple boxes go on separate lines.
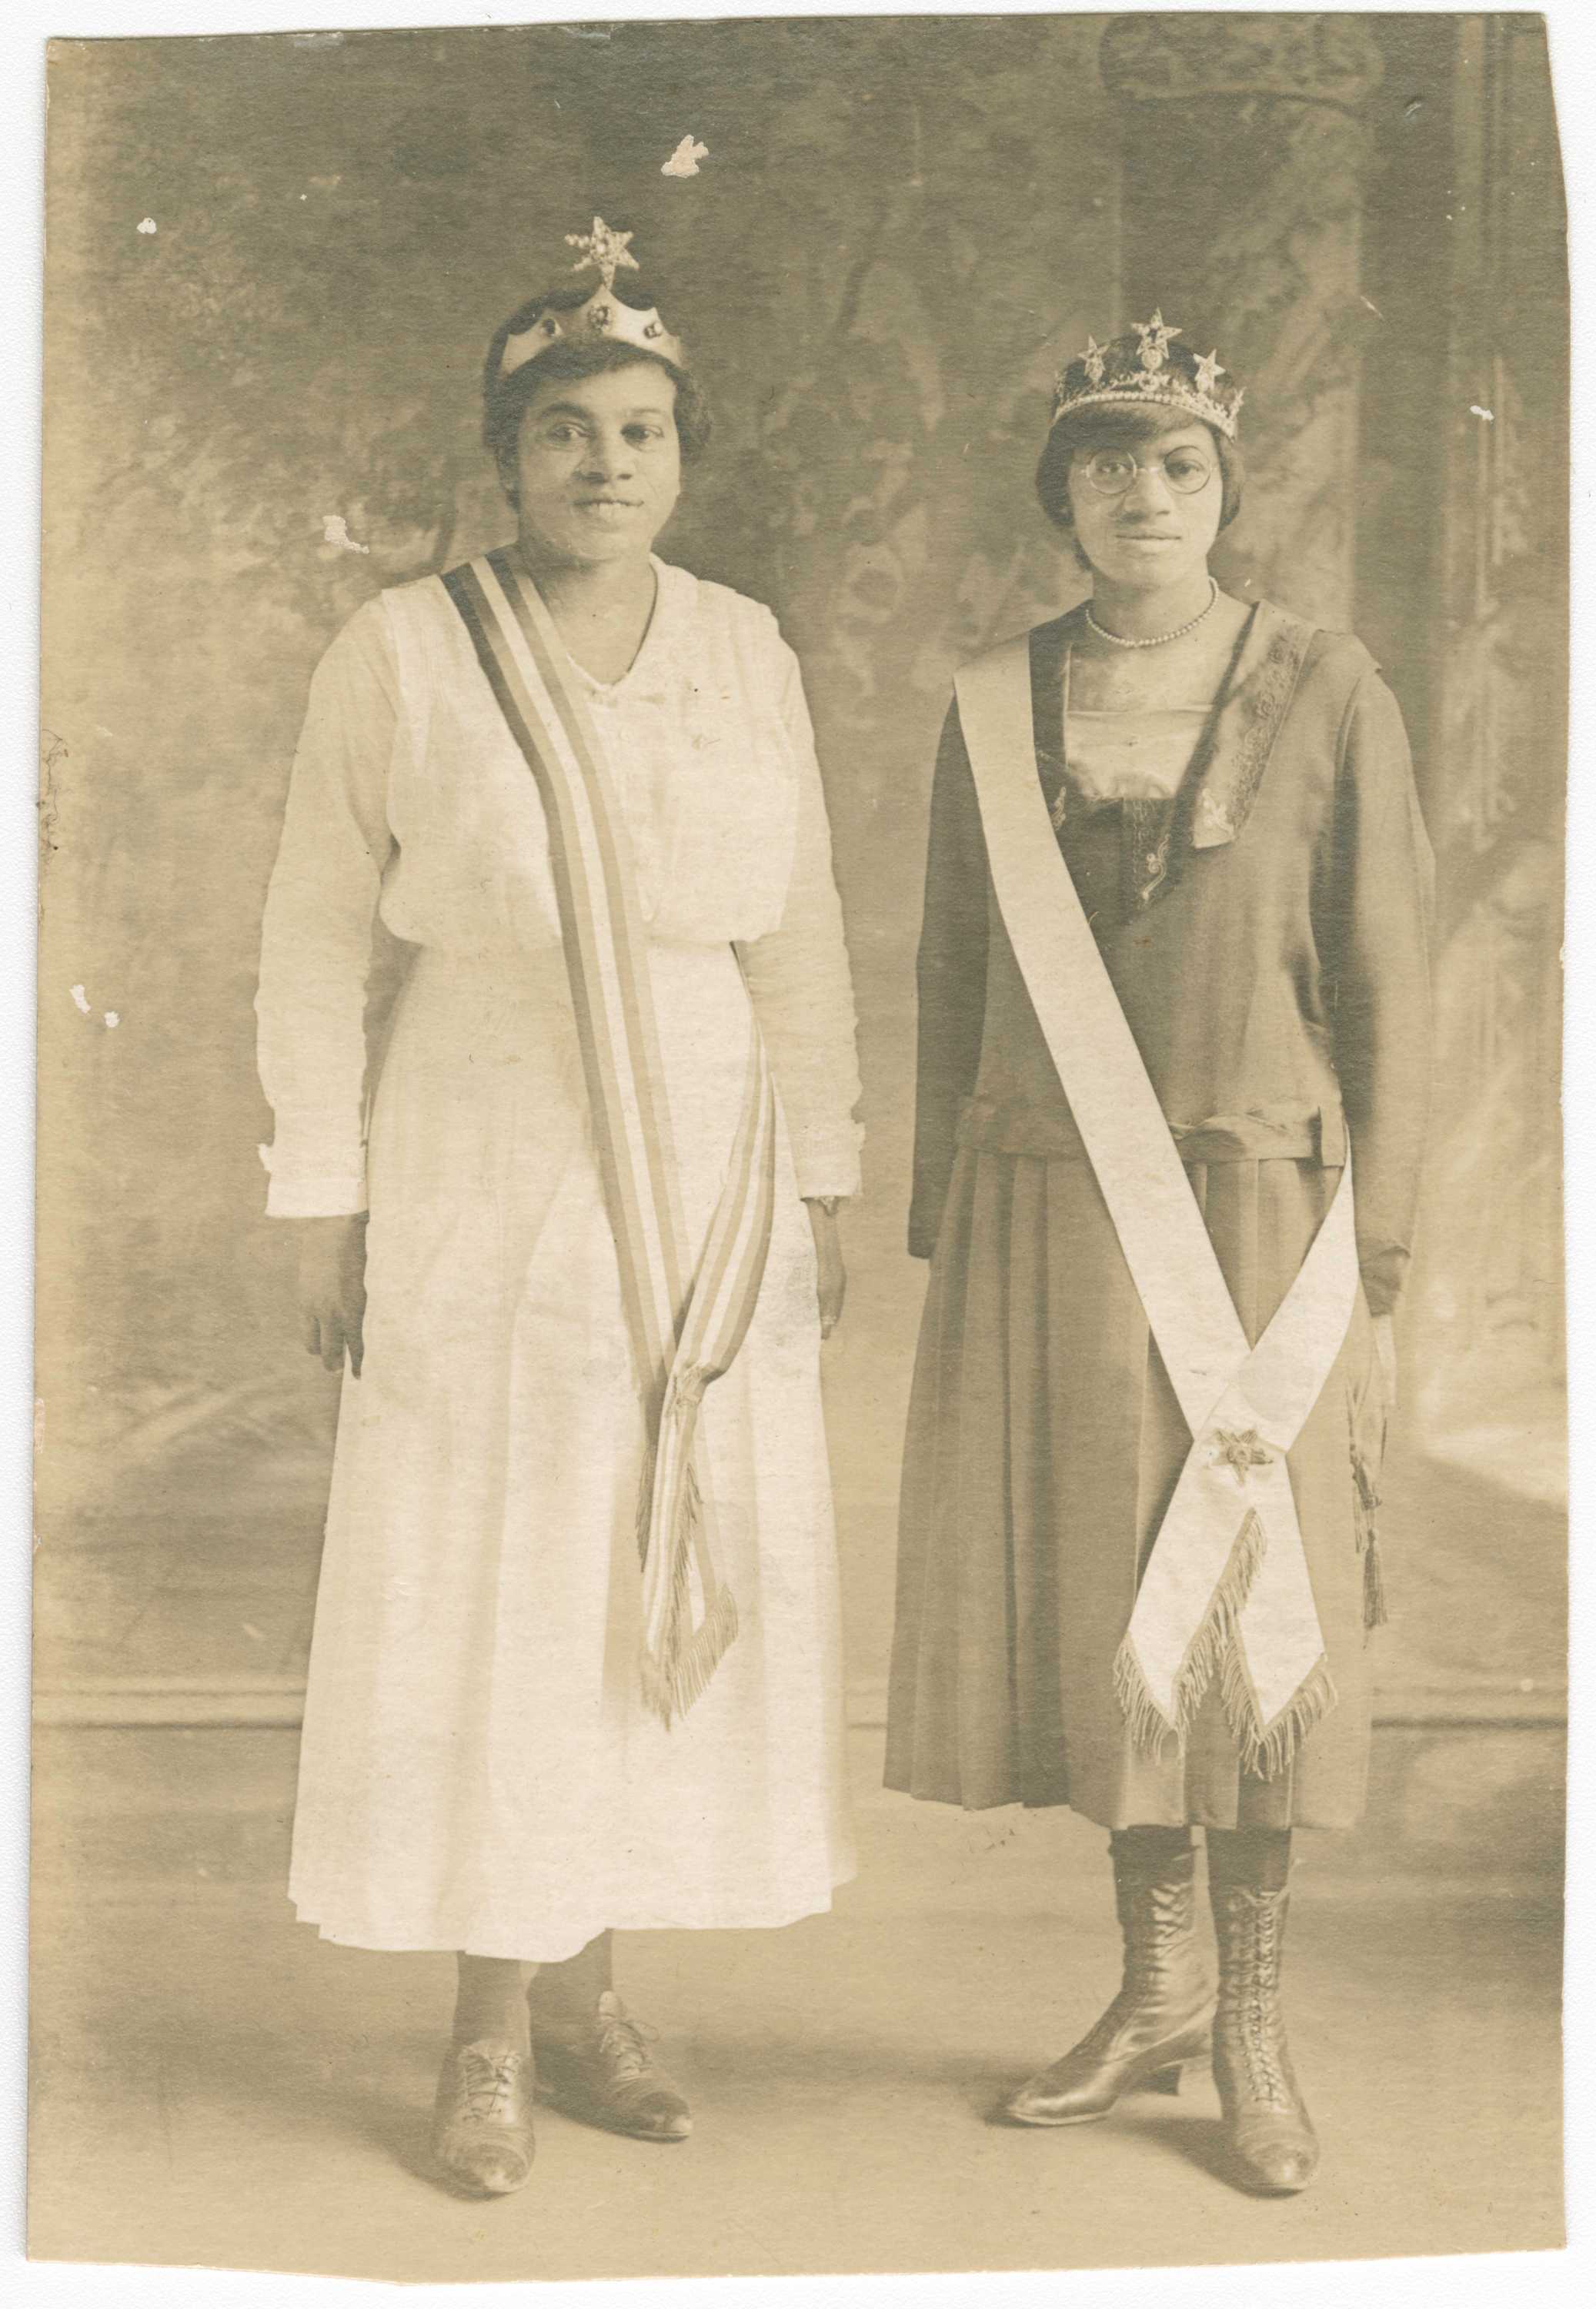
top-left (1035, 402), bottom-right (1244, 564)
top-left (482, 281), bottom-right (712, 493)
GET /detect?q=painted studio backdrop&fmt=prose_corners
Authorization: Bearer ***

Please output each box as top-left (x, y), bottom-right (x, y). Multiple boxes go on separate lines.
top-left (38, 15), bottom-right (1565, 1890)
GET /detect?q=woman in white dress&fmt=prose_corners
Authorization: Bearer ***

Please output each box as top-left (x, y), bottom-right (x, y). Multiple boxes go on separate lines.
top-left (255, 222), bottom-right (863, 2197)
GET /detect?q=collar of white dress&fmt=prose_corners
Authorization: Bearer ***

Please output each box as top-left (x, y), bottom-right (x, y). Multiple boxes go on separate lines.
top-left (560, 555), bottom-right (686, 709)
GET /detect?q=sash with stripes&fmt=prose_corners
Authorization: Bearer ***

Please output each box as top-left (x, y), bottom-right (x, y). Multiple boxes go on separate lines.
top-left (442, 550), bottom-right (778, 1727)
top-left (954, 638), bottom-right (1361, 1779)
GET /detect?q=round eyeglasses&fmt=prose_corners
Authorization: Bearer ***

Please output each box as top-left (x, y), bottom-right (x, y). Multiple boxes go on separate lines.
top-left (1077, 447), bottom-right (1216, 497)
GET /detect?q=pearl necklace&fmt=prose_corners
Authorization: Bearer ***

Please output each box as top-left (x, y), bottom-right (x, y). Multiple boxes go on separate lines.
top-left (1085, 576), bottom-right (1219, 651)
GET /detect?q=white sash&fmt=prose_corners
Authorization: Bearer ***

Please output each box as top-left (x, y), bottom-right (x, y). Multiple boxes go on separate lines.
top-left (955, 638), bottom-right (1359, 1779)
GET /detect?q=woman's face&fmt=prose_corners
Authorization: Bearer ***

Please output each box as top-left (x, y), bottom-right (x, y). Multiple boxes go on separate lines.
top-left (1065, 420), bottom-right (1224, 591)
top-left (506, 362), bottom-right (682, 567)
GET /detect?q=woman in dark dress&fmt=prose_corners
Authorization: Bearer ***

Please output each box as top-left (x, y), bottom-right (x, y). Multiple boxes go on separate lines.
top-left (886, 316), bottom-right (1433, 2195)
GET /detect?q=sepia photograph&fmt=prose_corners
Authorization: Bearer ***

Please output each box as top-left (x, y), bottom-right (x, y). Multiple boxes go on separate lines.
top-left (27, 3), bottom-right (1571, 2287)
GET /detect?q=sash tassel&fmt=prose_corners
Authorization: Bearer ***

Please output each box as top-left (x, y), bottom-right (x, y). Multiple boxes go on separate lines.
top-left (1352, 1420), bottom-right (1389, 1632)
top-left (1361, 1532), bottom-right (1389, 1633)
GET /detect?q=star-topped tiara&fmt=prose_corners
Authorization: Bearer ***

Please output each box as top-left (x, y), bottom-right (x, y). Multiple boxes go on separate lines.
top-left (499, 217), bottom-right (686, 380)
top-left (1050, 312), bottom-right (1244, 440)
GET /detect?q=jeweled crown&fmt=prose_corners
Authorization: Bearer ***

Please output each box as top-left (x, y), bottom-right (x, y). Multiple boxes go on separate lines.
top-left (499, 217), bottom-right (685, 379)
top-left (1050, 312), bottom-right (1244, 439)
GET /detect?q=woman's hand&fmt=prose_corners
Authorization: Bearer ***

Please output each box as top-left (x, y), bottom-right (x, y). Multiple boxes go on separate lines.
top-left (805, 1201), bottom-right (847, 1340)
top-left (1373, 1312), bottom-right (1398, 1416)
top-left (292, 1214), bottom-right (369, 1377)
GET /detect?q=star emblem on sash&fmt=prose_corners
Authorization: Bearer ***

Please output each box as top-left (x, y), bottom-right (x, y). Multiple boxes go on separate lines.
top-left (1210, 1427), bottom-right (1272, 1483)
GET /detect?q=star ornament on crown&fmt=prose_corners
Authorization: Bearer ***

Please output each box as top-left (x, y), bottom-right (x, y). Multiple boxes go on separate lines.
top-left (1050, 312), bottom-right (1245, 439)
top-left (499, 215), bottom-right (686, 381)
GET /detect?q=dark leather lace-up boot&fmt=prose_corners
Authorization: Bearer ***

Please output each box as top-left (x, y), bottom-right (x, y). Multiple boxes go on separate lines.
top-left (1209, 1882), bottom-right (1318, 2194)
top-left (533, 1990), bottom-right (692, 2142)
top-left (999, 1831), bottom-right (1215, 2125)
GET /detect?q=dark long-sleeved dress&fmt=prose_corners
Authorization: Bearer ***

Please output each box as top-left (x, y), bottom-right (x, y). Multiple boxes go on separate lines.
top-left (884, 600), bottom-right (1434, 1830)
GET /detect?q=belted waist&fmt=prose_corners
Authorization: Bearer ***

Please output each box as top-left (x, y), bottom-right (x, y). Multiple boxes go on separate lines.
top-left (956, 1094), bottom-right (1347, 1168)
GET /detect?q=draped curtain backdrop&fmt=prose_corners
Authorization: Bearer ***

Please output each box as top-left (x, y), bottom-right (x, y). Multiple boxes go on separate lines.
top-left (38, 17), bottom-right (1566, 1822)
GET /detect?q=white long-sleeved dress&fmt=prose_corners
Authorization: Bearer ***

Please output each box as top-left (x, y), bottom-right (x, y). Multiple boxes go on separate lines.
top-left (256, 556), bottom-right (864, 1961)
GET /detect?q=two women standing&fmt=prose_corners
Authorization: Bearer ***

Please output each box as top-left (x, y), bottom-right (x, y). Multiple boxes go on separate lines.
top-left (256, 248), bottom-right (1431, 2207)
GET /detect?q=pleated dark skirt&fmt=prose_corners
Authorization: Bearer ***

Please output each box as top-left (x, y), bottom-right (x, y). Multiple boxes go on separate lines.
top-left (885, 1148), bottom-right (1387, 1830)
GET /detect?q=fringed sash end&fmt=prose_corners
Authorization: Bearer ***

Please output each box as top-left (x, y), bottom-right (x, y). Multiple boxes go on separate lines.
top-left (640, 1581), bottom-right (739, 1729)
top-left (1226, 1652), bottom-right (1337, 1783)
top-left (1113, 1640), bottom-right (1180, 1763)
top-left (1115, 1507), bottom-right (1267, 1759)
top-left (1173, 1505), bottom-right (1266, 1726)
top-left (1117, 1511), bottom-right (1337, 1783)
top-left (638, 1405), bottom-right (740, 1730)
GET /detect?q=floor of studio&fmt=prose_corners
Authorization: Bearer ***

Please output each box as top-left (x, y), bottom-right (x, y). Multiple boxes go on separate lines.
top-left (28, 1719), bottom-right (1564, 2283)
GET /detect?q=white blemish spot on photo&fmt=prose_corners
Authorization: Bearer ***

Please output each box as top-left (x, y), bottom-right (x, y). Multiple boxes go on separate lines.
top-left (104, 1011), bottom-right (121, 1029)
top-left (137, 217), bottom-right (157, 235)
top-left (322, 515), bottom-right (370, 555)
top-left (69, 984), bottom-right (90, 1014)
top-left (1471, 405), bottom-right (1495, 422)
top-left (662, 136), bottom-right (709, 179)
